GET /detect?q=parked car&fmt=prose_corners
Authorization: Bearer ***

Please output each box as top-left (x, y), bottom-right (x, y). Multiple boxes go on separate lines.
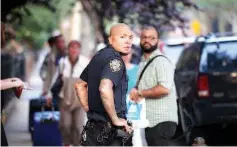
top-left (175, 35), bottom-right (237, 144)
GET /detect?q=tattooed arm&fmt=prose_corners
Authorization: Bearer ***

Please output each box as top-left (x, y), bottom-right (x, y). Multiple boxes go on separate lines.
top-left (75, 79), bottom-right (89, 112)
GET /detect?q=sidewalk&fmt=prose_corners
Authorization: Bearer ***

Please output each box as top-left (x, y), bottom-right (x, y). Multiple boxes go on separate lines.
top-left (4, 97), bottom-right (32, 146)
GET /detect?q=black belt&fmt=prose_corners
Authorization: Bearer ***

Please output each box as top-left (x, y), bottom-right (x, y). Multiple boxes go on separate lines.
top-left (88, 119), bottom-right (108, 125)
top-left (88, 110), bottom-right (126, 122)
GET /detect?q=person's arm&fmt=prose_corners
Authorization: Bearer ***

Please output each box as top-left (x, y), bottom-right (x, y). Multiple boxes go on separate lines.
top-left (99, 79), bottom-right (118, 122)
top-left (76, 65), bottom-right (89, 112)
top-left (140, 57), bottom-right (174, 99)
top-left (138, 85), bottom-right (169, 98)
top-left (42, 54), bottom-right (55, 96)
top-left (100, 57), bottom-right (132, 132)
top-left (75, 79), bottom-right (89, 112)
top-left (0, 78), bottom-right (24, 90)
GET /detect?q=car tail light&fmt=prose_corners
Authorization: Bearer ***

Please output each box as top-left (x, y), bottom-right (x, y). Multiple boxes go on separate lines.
top-left (197, 74), bottom-right (210, 98)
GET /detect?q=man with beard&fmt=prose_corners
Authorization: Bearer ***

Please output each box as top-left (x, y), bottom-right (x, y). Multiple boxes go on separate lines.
top-left (130, 26), bottom-right (178, 146)
top-left (75, 23), bottom-right (133, 146)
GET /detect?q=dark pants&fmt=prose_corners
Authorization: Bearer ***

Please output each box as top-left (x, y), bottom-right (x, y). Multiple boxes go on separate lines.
top-left (1, 122), bottom-right (8, 146)
top-left (81, 120), bottom-right (129, 146)
top-left (145, 121), bottom-right (177, 146)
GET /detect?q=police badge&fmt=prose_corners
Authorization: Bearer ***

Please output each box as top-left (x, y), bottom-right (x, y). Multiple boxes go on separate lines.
top-left (110, 59), bottom-right (122, 72)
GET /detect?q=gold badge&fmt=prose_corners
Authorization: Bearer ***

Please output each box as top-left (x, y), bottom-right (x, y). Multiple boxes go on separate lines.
top-left (109, 59), bottom-right (122, 72)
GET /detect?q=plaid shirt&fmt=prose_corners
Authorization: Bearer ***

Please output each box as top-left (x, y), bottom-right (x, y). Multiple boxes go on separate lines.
top-left (137, 49), bottom-right (178, 127)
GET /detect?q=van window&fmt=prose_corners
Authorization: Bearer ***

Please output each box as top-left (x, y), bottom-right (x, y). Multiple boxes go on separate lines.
top-left (200, 41), bottom-right (237, 72)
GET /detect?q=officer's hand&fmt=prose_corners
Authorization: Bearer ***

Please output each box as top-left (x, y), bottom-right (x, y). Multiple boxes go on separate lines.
top-left (112, 118), bottom-right (133, 134)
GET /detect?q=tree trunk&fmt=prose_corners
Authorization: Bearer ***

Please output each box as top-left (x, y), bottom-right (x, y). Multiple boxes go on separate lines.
top-left (80, 0), bottom-right (104, 43)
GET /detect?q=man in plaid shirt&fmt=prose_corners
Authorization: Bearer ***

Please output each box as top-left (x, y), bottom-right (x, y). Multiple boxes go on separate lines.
top-left (130, 26), bottom-right (178, 146)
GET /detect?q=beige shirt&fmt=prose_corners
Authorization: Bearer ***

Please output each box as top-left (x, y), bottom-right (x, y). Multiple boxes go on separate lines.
top-left (58, 55), bottom-right (89, 110)
top-left (137, 49), bottom-right (178, 127)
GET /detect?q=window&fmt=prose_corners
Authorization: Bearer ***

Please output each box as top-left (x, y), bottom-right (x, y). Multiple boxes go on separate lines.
top-left (200, 41), bottom-right (237, 72)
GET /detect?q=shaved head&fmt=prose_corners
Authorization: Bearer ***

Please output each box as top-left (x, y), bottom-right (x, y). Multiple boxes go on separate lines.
top-left (109, 23), bottom-right (131, 36)
top-left (108, 23), bottom-right (133, 55)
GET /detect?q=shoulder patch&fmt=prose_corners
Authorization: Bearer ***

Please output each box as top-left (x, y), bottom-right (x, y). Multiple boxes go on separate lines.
top-left (109, 59), bottom-right (122, 72)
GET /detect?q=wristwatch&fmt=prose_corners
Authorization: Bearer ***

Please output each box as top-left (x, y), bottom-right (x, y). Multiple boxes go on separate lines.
top-left (137, 90), bottom-right (143, 97)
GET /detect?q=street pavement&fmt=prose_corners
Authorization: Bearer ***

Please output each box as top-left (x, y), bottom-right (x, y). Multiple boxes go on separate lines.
top-left (4, 97), bottom-right (32, 146)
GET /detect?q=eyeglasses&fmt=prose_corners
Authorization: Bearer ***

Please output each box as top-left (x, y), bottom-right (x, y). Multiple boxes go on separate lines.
top-left (141, 36), bottom-right (158, 41)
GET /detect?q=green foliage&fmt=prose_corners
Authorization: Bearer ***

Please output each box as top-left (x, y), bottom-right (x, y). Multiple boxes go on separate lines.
top-left (10, 0), bottom-right (77, 50)
top-left (12, 4), bottom-right (57, 50)
top-left (49, 0), bottom-right (77, 22)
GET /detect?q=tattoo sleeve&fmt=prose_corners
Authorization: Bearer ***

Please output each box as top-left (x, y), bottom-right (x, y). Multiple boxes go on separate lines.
top-left (99, 79), bottom-right (118, 122)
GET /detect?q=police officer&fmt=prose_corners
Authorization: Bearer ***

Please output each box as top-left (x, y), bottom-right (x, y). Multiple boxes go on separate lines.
top-left (75, 23), bottom-right (133, 146)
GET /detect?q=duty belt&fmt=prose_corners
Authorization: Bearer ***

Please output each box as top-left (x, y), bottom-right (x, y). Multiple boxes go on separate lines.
top-left (80, 119), bottom-right (133, 146)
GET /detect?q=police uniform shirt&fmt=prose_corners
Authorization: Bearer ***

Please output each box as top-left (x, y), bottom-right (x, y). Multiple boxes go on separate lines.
top-left (80, 46), bottom-right (128, 121)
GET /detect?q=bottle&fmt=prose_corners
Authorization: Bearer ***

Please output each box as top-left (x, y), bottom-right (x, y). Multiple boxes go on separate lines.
top-left (192, 137), bottom-right (207, 146)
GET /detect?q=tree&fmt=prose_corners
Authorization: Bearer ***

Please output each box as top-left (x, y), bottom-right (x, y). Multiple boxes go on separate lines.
top-left (2, 0), bottom-right (199, 47)
top-left (3, 0), bottom-right (77, 50)
top-left (81, 0), bottom-right (199, 43)
top-left (11, 4), bottom-right (57, 50)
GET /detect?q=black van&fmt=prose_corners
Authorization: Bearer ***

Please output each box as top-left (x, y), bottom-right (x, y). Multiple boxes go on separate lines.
top-left (175, 35), bottom-right (237, 144)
